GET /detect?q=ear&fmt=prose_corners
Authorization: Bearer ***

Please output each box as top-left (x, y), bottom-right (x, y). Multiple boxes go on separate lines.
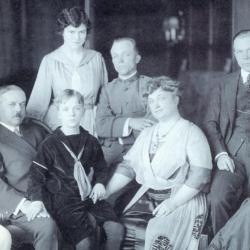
top-left (136, 54), bottom-right (141, 64)
top-left (175, 96), bottom-right (180, 106)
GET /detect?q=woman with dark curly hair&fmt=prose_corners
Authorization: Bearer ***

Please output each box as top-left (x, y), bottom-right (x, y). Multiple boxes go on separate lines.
top-left (26, 6), bottom-right (107, 134)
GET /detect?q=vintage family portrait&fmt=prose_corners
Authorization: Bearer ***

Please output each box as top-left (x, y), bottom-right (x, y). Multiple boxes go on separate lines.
top-left (0, 0), bottom-right (249, 249)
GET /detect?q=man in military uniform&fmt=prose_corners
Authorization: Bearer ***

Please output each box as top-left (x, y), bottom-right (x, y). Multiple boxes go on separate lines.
top-left (96, 37), bottom-right (154, 167)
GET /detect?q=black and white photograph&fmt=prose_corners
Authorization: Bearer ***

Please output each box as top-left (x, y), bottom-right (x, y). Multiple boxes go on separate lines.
top-left (0, 0), bottom-right (249, 249)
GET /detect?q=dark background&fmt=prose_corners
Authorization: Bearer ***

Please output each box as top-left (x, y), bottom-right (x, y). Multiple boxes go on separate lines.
top-left (0, 0), bottom-right (232, 86)
top-left (0, 0), bottom-right (249, 125)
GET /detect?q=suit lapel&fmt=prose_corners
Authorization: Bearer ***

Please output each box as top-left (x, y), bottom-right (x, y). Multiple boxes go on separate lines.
top-left (225, 71), bottom-right (240, 126)
top-left (0, 125), bottom-right (36, 159)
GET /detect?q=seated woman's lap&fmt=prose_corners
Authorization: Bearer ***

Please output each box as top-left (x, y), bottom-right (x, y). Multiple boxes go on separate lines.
top-left (121, 192), bottom-right (207, 250)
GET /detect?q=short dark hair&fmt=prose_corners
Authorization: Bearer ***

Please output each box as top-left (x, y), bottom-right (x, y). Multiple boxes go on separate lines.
top-left (57, 6), bottom-right (91, 34)
top-left (111, 37), bottom-right (139, 54)
top-left (233, 29), bottom-right (250, 45)
top-left (146, 76), bottom-right (182, 97)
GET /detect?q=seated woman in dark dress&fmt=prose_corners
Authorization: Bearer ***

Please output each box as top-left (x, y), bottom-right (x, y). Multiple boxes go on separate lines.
top-left (106, 76), bottom-right (212, 250)
top-left (27, 89), bottom-right (124, 250)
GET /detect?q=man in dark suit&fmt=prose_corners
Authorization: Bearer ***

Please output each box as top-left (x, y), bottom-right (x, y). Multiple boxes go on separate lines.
top-left (204, 30), bottom-right (250, 235)
top-left (0, 85), bottom-right (58, 250)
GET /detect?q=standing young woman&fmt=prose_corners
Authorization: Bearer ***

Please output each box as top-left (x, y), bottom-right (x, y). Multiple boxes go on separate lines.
top-left (26, 6), bottom-right (108, 134)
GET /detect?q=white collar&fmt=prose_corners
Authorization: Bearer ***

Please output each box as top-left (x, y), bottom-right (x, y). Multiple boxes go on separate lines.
top-left (0, 122), bottom-right (20, 133)
top-left (118, 71), bottom-right (137, 81)
top-left (241, 69), bottom-right (250, 83)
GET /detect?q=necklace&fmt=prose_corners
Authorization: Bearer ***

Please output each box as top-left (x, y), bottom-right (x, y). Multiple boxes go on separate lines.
top-left (150, 117), bottom-right (181, 155)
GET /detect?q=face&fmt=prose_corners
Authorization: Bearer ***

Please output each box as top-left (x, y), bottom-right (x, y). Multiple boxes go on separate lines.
top-left (234, 35), bottom-right (250, 72)
top-left (148, 88), bottom-right (179, 122)
top-left (111, 40), bottom-right (141, 77)
top-left (58, 96), bottom-right (84, 129)
top-left (0, 89), bottom-right (26, 127)
top-left (63, 24), bottom-right (87, 50)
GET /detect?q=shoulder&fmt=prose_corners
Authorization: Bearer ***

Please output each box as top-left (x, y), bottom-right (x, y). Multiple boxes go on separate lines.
top-left (85, 49), bottom-right (102, 57)
top-left (104, 78), bottom-right (119, 92)
top-left (218, 71), bottom-right (240, 86)
top-left (139, 75), bottom-right (152, 81)
top-left (37, 133), bottom-right (57, 152)
top-left (138, 75), bottom-right (152, 83)
top-left (82, 48), bottom-right (104, 63)
top-left (42, 48), bottom-right (61, 62)
top-left (80, 127), bottom-right (101, 148)
top-left (107, 77), bottom-right (118, 86)
top-left (185, 120), bottom-right (209, 143)
top-left (22, 118), bottom-right (50, 139)
top-left (136, 125), bottom-right (154, 140)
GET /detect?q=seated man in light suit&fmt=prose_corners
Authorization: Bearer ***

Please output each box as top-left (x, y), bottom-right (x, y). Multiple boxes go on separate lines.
top-left (0, 85), bottom-right (58, 250)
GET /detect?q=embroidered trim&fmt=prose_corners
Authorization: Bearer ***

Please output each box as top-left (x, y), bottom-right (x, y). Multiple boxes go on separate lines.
top-left (33, 161), bottom-right (48, 170)
top-left (151, 235), bottom-right (173, 250)
top-left (192, 214), bottom-right (204, 240)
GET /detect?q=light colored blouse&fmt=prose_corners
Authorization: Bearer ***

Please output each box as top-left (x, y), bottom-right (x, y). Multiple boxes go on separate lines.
top-left (26, 46), bottom-right (108, 134)
top-left (117, 118), bottom-right (212, 192)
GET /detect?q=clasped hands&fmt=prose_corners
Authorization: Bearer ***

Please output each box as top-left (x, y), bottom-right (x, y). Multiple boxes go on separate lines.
top-left (20, 200), bottom-right (49, 222)
top-left (89, 183), bottom-right (106, 204)
top-left (152, 199), bottom-right (177, 217)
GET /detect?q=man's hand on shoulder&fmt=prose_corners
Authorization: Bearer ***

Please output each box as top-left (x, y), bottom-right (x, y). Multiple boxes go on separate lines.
top-left (217, 154), bottom-right (235, 173)
top-left (128, 118), bottom-right (154, 131)
top-left (20, 200), bottom-right (49, 221)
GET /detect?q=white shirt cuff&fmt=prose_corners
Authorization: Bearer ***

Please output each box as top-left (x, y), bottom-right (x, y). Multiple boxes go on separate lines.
top-left (215, 152), bottom-right (228, 162)
top-left (119, 118), bottom-right (132, 145)
top-left (13, 198), bottom-right (26, 216)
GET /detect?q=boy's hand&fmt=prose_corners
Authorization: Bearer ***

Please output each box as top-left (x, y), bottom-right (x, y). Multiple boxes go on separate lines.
top-left (90, 183), bottom-right (106, 204)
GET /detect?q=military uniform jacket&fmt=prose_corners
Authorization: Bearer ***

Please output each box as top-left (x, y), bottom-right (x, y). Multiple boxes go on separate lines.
top-left (96, 73), bottom-right (152, 146)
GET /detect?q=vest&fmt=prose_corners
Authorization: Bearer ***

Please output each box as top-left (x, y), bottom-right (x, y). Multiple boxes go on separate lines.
top-left (234, 77), bottom-right (250, 136)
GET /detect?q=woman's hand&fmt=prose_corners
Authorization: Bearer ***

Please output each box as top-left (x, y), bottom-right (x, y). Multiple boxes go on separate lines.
top-left (21, 200), bottom-right (50, 221)
top-left (152, 199), bottom-right (177, 217)
top-left (90, 183), bottom-right (106, 204)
